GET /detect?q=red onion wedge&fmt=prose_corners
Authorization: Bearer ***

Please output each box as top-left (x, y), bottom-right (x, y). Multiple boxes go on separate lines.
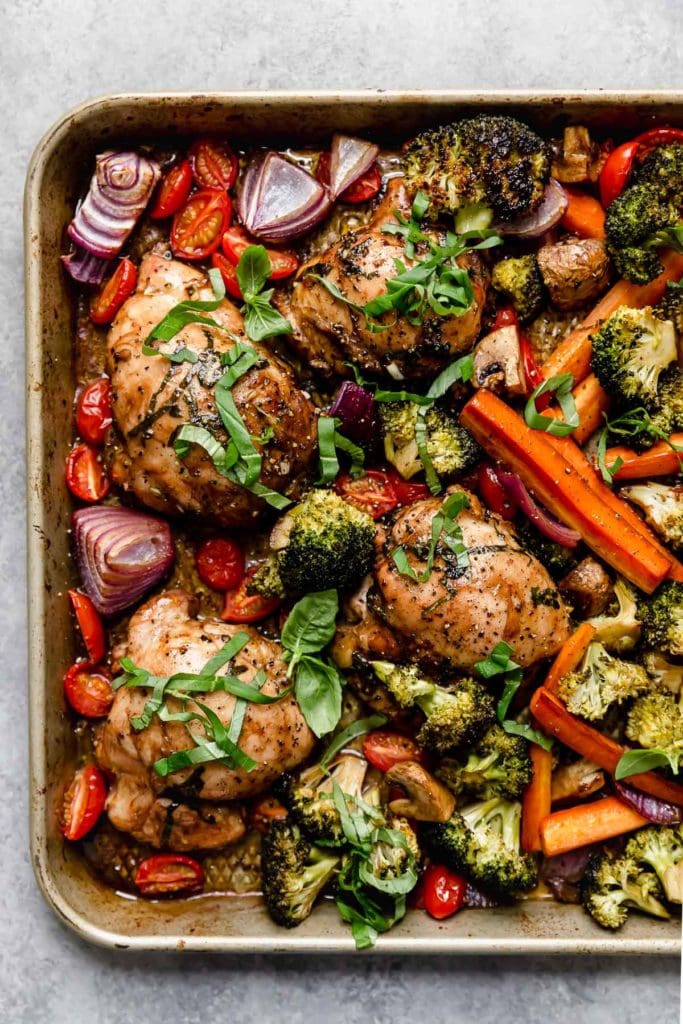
top-left (495, 179), bottom-right (568, 239)
top-left (239, 152), bottom-right (331, 242)
top-left (328, 381), bottom-right (378, 443)
top-left (61, 246), bottom-right (112, 285)
top-left (328, 134), bottom-right (380, 200)
top-left (541, 846), bottom-right (594, 903)
top-left (464, 882), bottom-right (498, 908)
top-left (72, 505), bottom-right (174, 616)
top-left (67, 151), bottom-right (160, 259)
top-left (497, 470), bottom-right (581, 547)
top-left (614, 781), bottom-right (683, 825)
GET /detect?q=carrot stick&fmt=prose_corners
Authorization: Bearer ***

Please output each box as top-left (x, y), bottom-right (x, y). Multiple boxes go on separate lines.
top-left (539, 797), bottom-right (647, 857)
top-left (521, 744), bottom-right (553, 852)
top-left (530, 687), bottom-right (683, 806)
top-left (542, 250), bottom-right (683, 383)
top-left (545, 374), bottom-right (610, 445)
top-left (605, 434), bottom-right (683, 479)
top-left (545, 623), bottom-right (596, 695)
top-left (460, 390), bottom-right (672, 592)
top-left (560, 187), bottom-right (605, 240)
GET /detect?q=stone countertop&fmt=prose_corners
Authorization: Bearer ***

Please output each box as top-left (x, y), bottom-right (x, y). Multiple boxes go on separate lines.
top-left (3, 1), bottom-right (681, 1020)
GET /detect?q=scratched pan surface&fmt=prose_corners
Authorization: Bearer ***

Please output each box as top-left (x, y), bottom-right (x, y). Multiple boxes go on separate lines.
top-left (24, 90), bottom-right (683, 953)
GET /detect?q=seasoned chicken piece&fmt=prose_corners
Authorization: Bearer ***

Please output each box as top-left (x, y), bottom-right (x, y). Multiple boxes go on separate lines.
top-left (106, 252), bottom-right (316, 527)
top-left (285, 179), bottom-right (489, 379)
top-left (537, 237), bottom-right (611, 312)
top-left (96, 590), bottom-right (316, 850)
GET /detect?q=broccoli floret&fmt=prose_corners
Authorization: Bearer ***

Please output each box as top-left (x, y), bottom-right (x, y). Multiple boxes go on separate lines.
top-left (580, 852), bottom-right (670, 929)
top-left (626, 826), bottom-right (683, 904)
top-left (590, 305), bottom-right (678, 410)
top-left (367, 817), bottom-right (421, 884)
top-left (436, 723), bottom-right (532, 801)
top-left (275, 754), bottom-right (369, 846)
top-left (642, 650), bottom-right (683, 693)
top-left (422, 798), bottom-right (538, 897)
top-left (515, 518), bottom-right (580, 579)
top-left (249, 489), bottom-right (376, 598)
top-left (261, 819), bottom-right (341, 928)
top-left (653, 280), bottom-right (683, 336)
top-left (626, 692), bottom-right (683, 769)
top-left (379, 401), bottom-right (479, 481)
top-left (557, 641), bottom-right (651, 722)
top-left (372, 661), bottom-right (495, 755)
top-left (588, 578), bottom-right (642, 654)
top-left (633, 143), bottom-right (683, 204)
top-left (403, 115), bottom-right (549, 222)
top-left (621, 483), bottom-right (683, 553)
top-left (605, 183), bottom-right (680, 284)
top-left (638, 582), bottom-right (683, 658)
top-left (491, 255), bottom-right (545, 324)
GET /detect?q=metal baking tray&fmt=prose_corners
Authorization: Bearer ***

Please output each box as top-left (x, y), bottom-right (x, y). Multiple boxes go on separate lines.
top-left (24, 90), bottom-right (683, 953)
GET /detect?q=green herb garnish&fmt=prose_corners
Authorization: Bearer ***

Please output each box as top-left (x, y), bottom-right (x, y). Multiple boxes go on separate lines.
top-left (524, 374), bottom-right (579, 437)
top-left (281, 590), bottom-right (344, 737)
top-left (143, 267), bottom-right (228, 360)
top-left (615, 747), bottom-right (680, 779)
top-left (393, 490), bottom-right (470, 582)
top-left (236, 245), bottom-right (294, 342)
top-left (596, 406), bottom-right (683, 486)
top-left (319, 714), bottom-right (388, 771)
top-left (475, 641), bottom-right (553, 750)
top-left (316, 415), bottom-right (365, 484)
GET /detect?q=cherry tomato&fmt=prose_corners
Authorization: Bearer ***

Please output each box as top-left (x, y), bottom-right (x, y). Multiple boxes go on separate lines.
top-left (422, 864), bottom-right (466, 920)
top-left (171, 189), bottom-right (231, 261)
top-left (250, 796), bottom-right (288, 834)
top-left (75, 378), bottom-right (112, 446)
top-left (599, 139), bottom-right (640, 209)
top-left (211, 251), bottom-right (243, 300)
top-left (64, 663), bottom-right (114, 718)
top-left (519, 333), bottom-right (545, 395)
top-left (135, 854), bottom-right (204, 897)
top-left (65, 443), bottom-right (110, 502)
top-left (150, 159), bottom-right (193, 219)
top-left (61, 764), bottom-right (107, 841)
top-left (335, 470), bottom-right (398, 518)
top-left (477, 464), bottom-right (517, 521)
top-left (492, 305), bottom-right (519, 331)
top-left (89, 258), bottom-right (137, 325)
top-left (68, 590), bottom-right (106, 662)
top-left (316, 151), bottom-right (383, 203)
top-left (222, 566), bottom-right (282, 623)
top-left (363, 730), bottom-right (423, 773)
top-left (189, 139), bottom-right (238, 192)
top-left (385, 469), bottom-right (430, 506)
top-left (196, 537), bottom-right (245, 592)
top-left (222, 225), bottom-right (299, 280)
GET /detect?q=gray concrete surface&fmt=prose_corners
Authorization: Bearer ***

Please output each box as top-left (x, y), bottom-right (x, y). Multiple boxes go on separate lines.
top-left (3, 0), bottom-right (683, 1020)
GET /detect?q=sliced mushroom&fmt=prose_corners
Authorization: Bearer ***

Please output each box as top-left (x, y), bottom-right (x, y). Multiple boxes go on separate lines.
top-left (472, 325), bottom-right (526, 395)
top-left (385, 760), bottom-right (456, 822)
top-left (551, 126), bottom-right (606, 185)
top-left (551, 758), bottom-right (605, 804)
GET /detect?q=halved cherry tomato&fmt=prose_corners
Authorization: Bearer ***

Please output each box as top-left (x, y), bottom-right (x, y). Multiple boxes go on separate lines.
top-left (316, 151), bottom-right (383, 203)
top-left (64, 663), bottom-right (114, 717)
top-left (89, 258), bottom-right (137, 325)
top-left (363, 730), bottom-right (423, 773)
top-left (598, 128), bottom-right (683, 209)
top-left (150, 159), bottom-right (193, 219)
top-left (171, 189), bottom-right (231, 261)
top-left (519, 333), bottom-right (545, 396)
top-left (68, 590), bottom-right (106, 662)
top-left (196, 537), bottom-right (245, 592)
top-left (135, 854), bottom-right (204, 897)
top-left (65, 443), bottom-right (110, 502)
top-left (75, 378), bottom-right (112, 446)
top-left (189, 138), bottom-right (238, 192)
top-left (211, 251), bottom-right (243, 300)
top-left (477, 464), bottom-right (517, 521)
top-left (492, 305), bottom-right (519, 330)
top-left (250, 796), bottom-right (288, 834)
top-left (422, 864), bottom-right (466, 920)
top-left (222, 225), bottom-right (299, 280)
top-left (385, 469), bottom-right (430, 506)
top-left (61, 764), bottom-right (107, 840)
top-left (222, 565), bottom-right (282, 623)
top-left (335, 470), bottom-right (398, 518)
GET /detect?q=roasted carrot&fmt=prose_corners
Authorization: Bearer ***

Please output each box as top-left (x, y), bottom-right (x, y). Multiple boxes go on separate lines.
top-left (545, 623), bottom-right (596, 694)
top-left (545, 373), bottom-right (610, 445)
top-left (560, 186), bottom-right (606, 240)
top-left (539, 797), bottom-right (648, 857)
top-left (605, 434), bottom-right (683, 479)
top-left (542, 250), bottom-right (683, 383)
top-left (530, 687), bottom-right (683, 806)
top-left (460, 390), bottom-right (672, 592)
top-left (521, 744), bottom-right (553, 853)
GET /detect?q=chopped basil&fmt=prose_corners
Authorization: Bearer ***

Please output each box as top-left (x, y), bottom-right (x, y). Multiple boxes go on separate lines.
top-left (280, 590), bottom-right (344, 737)
top-left (475, 641), bottom-right (553, 751)
top-left (319, 714), bottom-right (388, 770)
top-left (524, 374), bottom-right (579, 437)
top-left (143, 267), bottom-right (228, 357)
top-left (236, 245), bottom-right (293, 341)
top-left (316, 415), bottom-right (365, 484)
top-left (596, 406), bottom-right (683, 486)
top-left (615, 747), bottom-right (680, 779)
top-left (393, 491), bottom-right (470, 582)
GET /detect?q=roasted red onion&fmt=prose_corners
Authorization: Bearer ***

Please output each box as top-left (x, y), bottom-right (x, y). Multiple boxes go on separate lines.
top-left (66, 151), bottom-right (160, 259)
top-left (614, 781), bottom-right (683, 825)
top-left (328, 381), bottom-right (378, 443)
top-left (72, 505), bottom-right (174, 616)
top-left (464, 881), bottom-right (498, 908)
top-left (496, 179), bottom-right (568, 239)
top-left (328, 134), bottom-right (379, 200)
top-left (238, 152), bottom-right (331, 241)
top-left (541, 846), bottom-right (594, 903)
top-left (61, 246), bottom-right (112, 285)
top-left (497, 470), bottom-right (581, 547)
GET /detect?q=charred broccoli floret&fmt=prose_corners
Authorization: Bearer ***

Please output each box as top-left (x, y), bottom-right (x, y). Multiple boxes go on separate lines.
top-left (515, 518), bottom-right (580, 579)
top-left (403, 115), bottom-right (549, 223)
top-left (580, 852), bottom-right (670, 929)
top-left (491, 255), bottom-right (545, 323)
top-left (557, 641), bottom-right (651, 721)
top-left (588, 577), bottom-right (641, 653)
top-left (422, 797), bottom-right (538, 897)
top-left (605, 182), bottom-right (680, 284)
top-left (621, 483), bottom-right (683, 553)
top-left (275, 754), bottom-right (369, 846)
top-left (436, 724), bottom-right (532, 801)
top-left (626, 826), bottom-right (683, 904)
top-left (372, 661), bottom-right (495, 755)
top-left (632, 143), bottom-right (683, 204)
top-left (366, 817), bottom-right (421, 885)
top-left (249, 489), bottom-right (375, 598)
top-left (626, 692), bottom-right (683, 769)
top-left (261, 819), bottom-right (341, 928)
top-left (590, 305), bottom-right (678, 410)
top-left (379, 401), bottom-right (479, 481)
top-left (638, 582), bottom-right (683, 658)
top-left (654, 280), bottom-right (683, 336)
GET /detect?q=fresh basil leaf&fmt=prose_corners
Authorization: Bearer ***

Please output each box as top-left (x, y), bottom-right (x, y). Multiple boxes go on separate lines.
top-left (236, 245), bottom-right (271, 302)
top-left (412, 190), bottom-right (430, 219)
top-left (426, 354), bottom-right (475, 398)
top-left (475, 641), bottom-right (519, 679)
top-left (215, 374), bottom-right (262, 487)
top-left (317, 415), bottom-right (340, 484)
top-left (295, 655), bottom-right (344, 737)
top-left (596, 423), bottom-right (623, 486)
top-left (333, 429), bottom-right (365, 478)
top-left (615, 748), bottom-right (679, 779)
top-left (524, 374), bottom-right (578, 437)
top-left (393, 491), bottom-right (469, 582)
top-left (174, 424), bottom-right (238, 476)
top-left (319, 714), bottom-right (388, 770)
top-left (244, 296), bottom-right (293, 341)
top-left (281, 590), bottom-right (340, 669)
top-left (502, 720), bottom-right (553, 751)
top-left (142, 342), bottom-right (199, 364)
top-left (200, 633), bottom-right (251, 676)
top-left (145, 267), bottom-right (227, 348)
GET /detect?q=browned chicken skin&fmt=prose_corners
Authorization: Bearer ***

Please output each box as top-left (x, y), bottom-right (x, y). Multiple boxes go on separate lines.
top-left (286, 179), bottom-right (489, 379)
top-left (95, 590), bottom-right (316, 850)
top-left (106, 252), bottom-right (317, 527)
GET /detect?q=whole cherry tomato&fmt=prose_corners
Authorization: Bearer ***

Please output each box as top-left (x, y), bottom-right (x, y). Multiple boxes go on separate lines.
top-left (316, 152), bottom-right (382, 203)
top-left (477, 464), bottom-right (517, 521)
top-left (422, 864), bottom-right (467, 920)
top-left (211, 251), bottom-right (243, 300)
top-left (64, 663), bottom-right (114, 718)
top-left (189, 138), bottom-right (239, 192)
top-left (222, 225), bottom-right (299, 280)
top-left (135, 854), bottom-right (205, 897)
top-left (222, 565), bottom-right (282, 623)
top-left (171, 189), bottom-right (231, 261)
top-left (89, 258), bottom-right (137, 325)
top-left (196, 537), bottom-right (245, 592)
top-left (61, 764), bottom-right (107, 840)
top-left (363, 730), bottom-right (423, 773)
top-left (335, 469), bottom-right (398, 518)
top-left (150, 159), bottom-right (193, 219)
top-left (492, 305), bottom-right (519, 331)
top-left (75, 378), bottom-right (112, 446)
top-left (68, 590), bottom-right (106, 662)
top-left (65, 443), bottom-right (110, 502)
